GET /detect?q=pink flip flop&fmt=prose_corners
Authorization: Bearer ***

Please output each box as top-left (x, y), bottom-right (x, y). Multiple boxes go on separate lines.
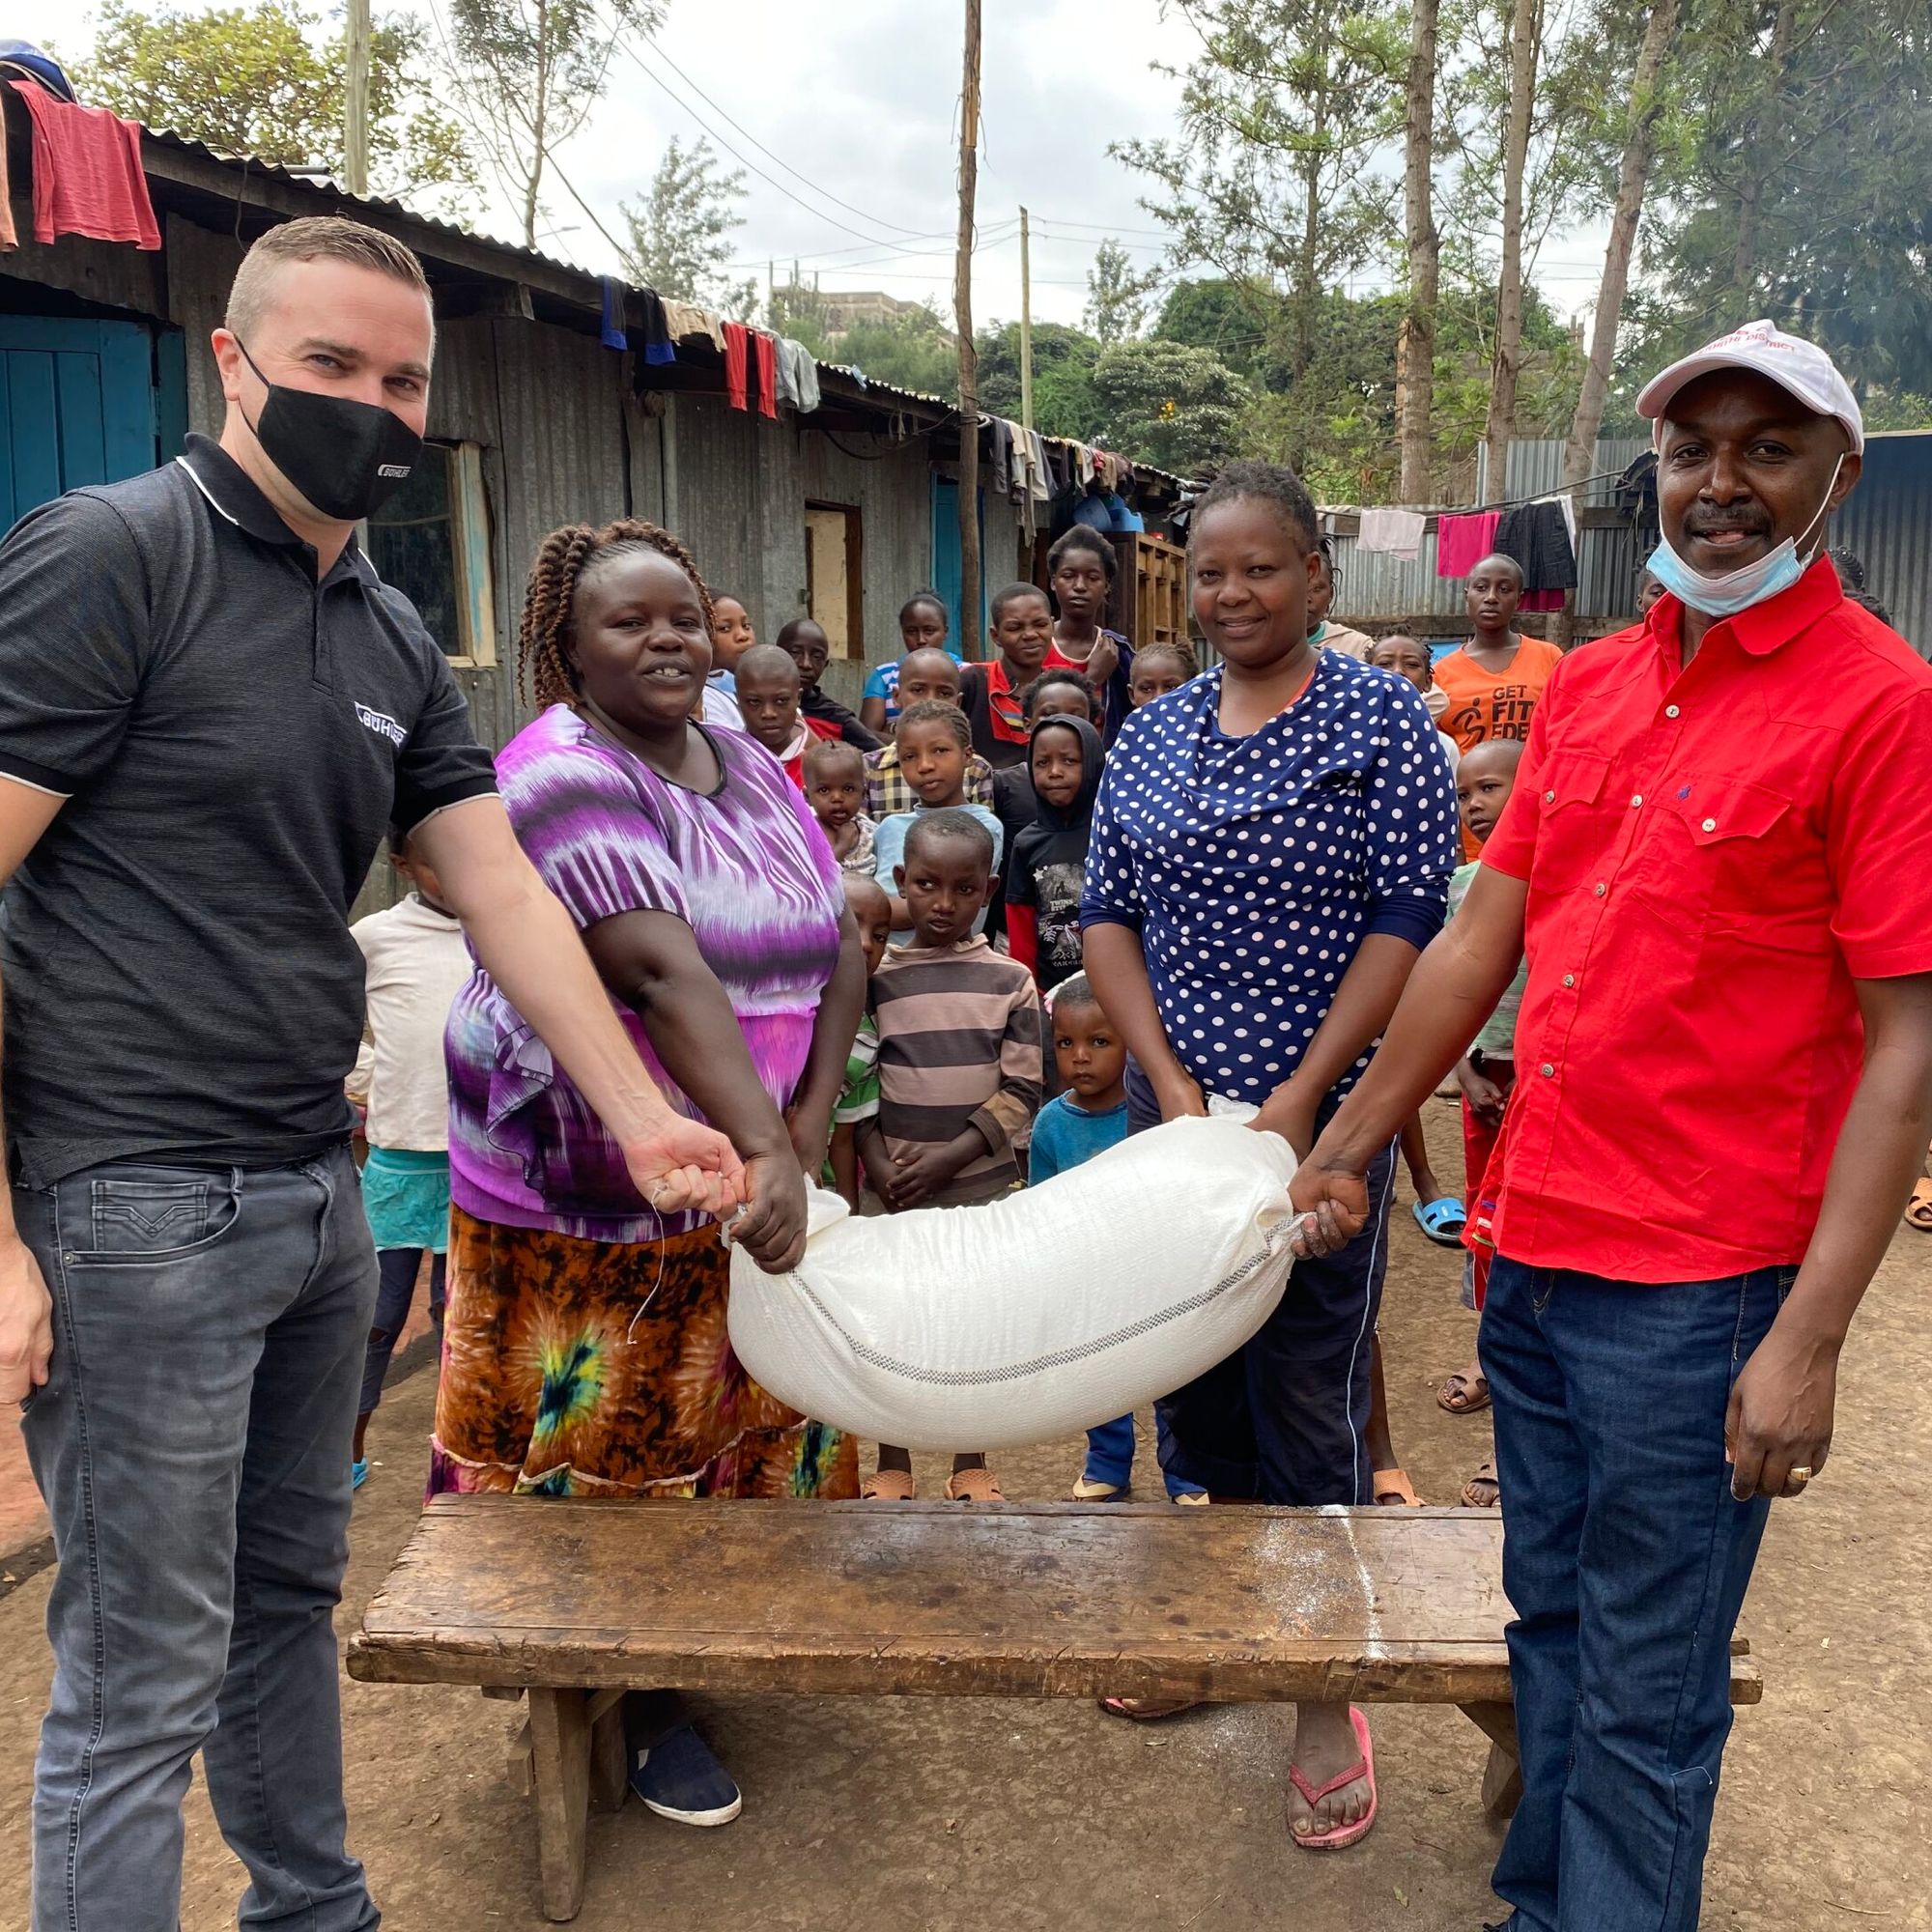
top-left (1288, 1706), bottom-right (1377, 1852)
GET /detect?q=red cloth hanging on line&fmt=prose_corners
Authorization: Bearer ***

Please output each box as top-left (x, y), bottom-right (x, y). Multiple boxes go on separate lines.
top-left (721, 322), bottom-right (750, 411)
top-left (9, 80), bottom-right (160, 249)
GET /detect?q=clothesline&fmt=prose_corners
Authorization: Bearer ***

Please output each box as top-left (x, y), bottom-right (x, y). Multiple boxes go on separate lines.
top-left (1463, 465), bottom-right (1634, 516)
top-left (1329, 466), bottom-right (1634, 526)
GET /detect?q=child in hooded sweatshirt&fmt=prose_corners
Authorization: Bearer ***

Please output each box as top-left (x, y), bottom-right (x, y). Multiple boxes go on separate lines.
top-left (1004, 714), bottom-right (1104, 991)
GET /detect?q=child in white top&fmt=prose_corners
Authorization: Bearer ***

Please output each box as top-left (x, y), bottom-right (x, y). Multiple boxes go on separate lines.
top-left (345, 827), bottom-right (473, 1487)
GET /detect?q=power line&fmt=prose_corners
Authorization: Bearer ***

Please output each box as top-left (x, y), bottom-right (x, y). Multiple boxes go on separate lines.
top-left (640, 35), bottom-right (935, 238)
top-left (723, 220), bottom-right (1020, 275)
top-left (610, 31), bottom-right (956, 260)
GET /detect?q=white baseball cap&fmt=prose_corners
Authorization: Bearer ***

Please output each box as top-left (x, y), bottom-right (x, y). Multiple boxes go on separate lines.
top-left (1636, 320), bottom-right (1864, 454)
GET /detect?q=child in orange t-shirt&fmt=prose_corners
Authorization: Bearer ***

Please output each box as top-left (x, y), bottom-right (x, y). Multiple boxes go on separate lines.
top-left (1435, 554), bottom-right (1561, 855)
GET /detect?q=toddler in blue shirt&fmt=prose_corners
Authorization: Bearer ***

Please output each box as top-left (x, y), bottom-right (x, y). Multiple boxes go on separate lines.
top-left (1029, 975), bottom-right (1206, 1504)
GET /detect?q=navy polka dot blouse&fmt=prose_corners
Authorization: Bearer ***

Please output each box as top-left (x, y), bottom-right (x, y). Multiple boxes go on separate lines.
top-left (1080, 652), bottom-right (1460, 1107)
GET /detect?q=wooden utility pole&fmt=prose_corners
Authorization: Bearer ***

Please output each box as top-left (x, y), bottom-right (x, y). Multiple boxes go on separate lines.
top-left (1019, 206), bottom-right (1035, 435)
top-left (1395, 0), bottom-right (1439, 503)
top-left (953, 0), bottom-right (983, 660)
top-left (344, 0), bottom-right (372, 195)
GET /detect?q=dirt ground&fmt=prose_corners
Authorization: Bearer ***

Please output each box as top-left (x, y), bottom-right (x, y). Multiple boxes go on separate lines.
top-left (2, 1099), bottom-right (1928, 1931)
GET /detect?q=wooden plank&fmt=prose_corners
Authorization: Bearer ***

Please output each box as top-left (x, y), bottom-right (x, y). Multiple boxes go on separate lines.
top-left (8, 353), bottom-right (61, 512)
top-left (353, 1498), bottom-right (1502, 1703)
top-left (587, 1690), bottom-right (628, 1814)
top-left (351, 1497), bottom-right (1768, 1711)
top-left (155, 328), bottom-right (188, 463)
top-left (53, 350), bottom-right (106, 489)
top-left (1481, 1740), bottom-right (1524, 1820)
top-left (97, 323), bottom-right (158, 483)
top-left (526, 1689), bottom-right (590, 1922)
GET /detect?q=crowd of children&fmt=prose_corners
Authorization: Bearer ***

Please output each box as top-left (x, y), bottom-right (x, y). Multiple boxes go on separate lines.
top-left (348, 524), bottom-right (1531, 1527)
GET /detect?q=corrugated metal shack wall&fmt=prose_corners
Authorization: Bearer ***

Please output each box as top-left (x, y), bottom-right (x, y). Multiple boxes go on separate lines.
top-left (428, 316), bottom-right (632, 756)
top-left (1835, 436), bottom-right (1932, 654)
top-left (672, 395), bottom-right (945, 712)
top-left (981, 490), bottom-right (1035, 613)
top-left (802, 427), bottom-right (938, 707)
top-left (671, 393), bottom-right (808, 659)
top-left (1332, 436), bottom-right (1648, 634)
top-left (2, 206), bottom-right (172, 321)
top-left (349, 317), bottom-right (632, 916)
top-left (163, 213), bottom-right (235, 436)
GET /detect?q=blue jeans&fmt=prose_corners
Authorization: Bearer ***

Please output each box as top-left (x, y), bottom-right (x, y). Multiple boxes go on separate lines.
top-left (1081, 1407), bottom-right (1202, 1498)
top-left (1483, 1255), bottom-right (1792, 1932)
top-left (17, 1147), bottom-right (381, 1931)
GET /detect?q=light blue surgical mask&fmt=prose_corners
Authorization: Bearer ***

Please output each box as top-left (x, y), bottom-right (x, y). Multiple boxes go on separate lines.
top-left (1646, 458), bottom-right (1842, 618)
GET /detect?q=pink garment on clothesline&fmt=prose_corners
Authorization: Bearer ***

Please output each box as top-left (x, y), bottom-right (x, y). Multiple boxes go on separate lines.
top-left (1435, 510), bottom-right (1501, 578)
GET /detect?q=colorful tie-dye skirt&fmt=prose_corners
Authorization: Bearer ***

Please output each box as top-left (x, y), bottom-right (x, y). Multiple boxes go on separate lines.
top-left (428, 1206), bottom-right (858, 1499)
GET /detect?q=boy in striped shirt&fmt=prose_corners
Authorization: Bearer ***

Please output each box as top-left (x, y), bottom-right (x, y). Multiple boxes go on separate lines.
top-left (857, 810), bottom-right (1044, 1501)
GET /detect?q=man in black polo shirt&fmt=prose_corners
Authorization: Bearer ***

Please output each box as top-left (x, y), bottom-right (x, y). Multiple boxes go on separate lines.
top-left (0, 217), bottom-right (744, 1931)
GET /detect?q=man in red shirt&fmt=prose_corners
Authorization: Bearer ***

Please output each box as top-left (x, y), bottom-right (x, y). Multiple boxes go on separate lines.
top-left (1288, 323), bottom-right (1932, 1931)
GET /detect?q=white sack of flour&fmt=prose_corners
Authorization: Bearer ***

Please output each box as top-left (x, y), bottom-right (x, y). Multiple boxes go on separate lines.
top-left (726, 1114), bottom-right (1300, 1451)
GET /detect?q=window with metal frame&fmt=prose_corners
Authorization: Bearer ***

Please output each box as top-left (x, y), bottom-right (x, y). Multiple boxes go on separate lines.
top-left (365, 440), bottom-right (497, 665)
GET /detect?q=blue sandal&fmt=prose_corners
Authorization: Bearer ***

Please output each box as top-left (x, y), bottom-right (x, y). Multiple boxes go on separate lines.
top-left (1412, 1197), bottom-right (1467, 1246)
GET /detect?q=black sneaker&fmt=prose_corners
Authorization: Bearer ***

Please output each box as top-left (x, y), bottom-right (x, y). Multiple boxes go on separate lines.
top-left (630, 1723), bottom-right (742, 1827)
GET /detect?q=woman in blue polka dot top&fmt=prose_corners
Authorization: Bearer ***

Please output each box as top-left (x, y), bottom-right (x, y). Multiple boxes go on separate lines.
top-left (1081, 460), bottom-right (1459, 1851)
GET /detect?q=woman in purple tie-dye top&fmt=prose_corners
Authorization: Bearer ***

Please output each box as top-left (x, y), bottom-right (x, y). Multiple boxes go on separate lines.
top-left (434, 520), bottom-right (865, 1520)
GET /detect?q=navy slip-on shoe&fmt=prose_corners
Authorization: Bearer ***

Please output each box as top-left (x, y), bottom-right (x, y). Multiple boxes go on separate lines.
top-left (630, 1723), bottom-right (742, 1827)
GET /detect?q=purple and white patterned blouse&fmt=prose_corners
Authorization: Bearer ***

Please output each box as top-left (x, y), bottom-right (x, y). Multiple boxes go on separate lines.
top-left (446, 704), bottom-right (843, 1242)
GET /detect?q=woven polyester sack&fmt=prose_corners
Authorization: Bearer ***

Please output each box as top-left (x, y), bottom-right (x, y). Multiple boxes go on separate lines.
top-left (726, 1114), bottom-right (1299, 1451)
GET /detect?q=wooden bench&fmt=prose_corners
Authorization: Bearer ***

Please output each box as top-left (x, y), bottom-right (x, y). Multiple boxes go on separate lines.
top-left (348, 1495), bottom-right (1764, 1921)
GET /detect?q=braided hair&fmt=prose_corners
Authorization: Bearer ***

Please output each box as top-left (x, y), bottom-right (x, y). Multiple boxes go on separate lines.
top-left (1190, 459), bottom-right (1319, 554)
top-left (519, 518), bottom-right (715, 711)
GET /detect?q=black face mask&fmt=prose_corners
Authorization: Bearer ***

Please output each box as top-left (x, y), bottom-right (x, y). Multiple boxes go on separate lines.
top-left (235, 338), bottom-right (423, 524)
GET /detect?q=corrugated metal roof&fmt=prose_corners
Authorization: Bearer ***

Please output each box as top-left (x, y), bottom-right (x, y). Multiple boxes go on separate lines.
top-left (132, 129), bottom-right (1190, 497)
top-left (139, 125), bottom-right (610, 288)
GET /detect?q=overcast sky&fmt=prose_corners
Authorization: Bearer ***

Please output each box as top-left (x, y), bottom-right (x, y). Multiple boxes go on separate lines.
top-left (40, 0), bottom-right (1611, 327)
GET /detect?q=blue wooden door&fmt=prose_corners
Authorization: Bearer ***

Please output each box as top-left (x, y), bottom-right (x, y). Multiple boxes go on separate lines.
top-left (0, 317), bottom-right (169, 531)
top-left (930, 476), bottom-right (989, 648)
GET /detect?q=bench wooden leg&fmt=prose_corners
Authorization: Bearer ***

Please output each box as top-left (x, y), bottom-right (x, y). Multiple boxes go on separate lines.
top-left (527, 1689), bottom-right (591, 1921)
top-left (1460, 1701), bottom-right (1524, 1822)
top-left (588, 1689), bottom-right (629, 1814)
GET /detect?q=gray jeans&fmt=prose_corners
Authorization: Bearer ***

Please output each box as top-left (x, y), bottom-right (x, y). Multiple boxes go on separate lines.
top-left (17, 1145), bottom-right (381, 1931)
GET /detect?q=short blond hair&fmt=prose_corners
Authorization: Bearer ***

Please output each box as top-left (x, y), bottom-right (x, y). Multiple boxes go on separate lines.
top-left (226, 216), bottom-right (432, 343)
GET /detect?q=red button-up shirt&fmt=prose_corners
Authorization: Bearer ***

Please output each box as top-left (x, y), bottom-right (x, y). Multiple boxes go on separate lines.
top-left (1481, 558), bottom-right (1932, 1282)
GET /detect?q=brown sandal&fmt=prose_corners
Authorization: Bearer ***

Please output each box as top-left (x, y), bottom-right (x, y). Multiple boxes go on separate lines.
top-left (1906, 1178), bottom-right (1932, 1233)
top-left (1461, 1458), bottom-right (1500, 1509)
top-left (861, 1468), bottom-right (916, 1500)
top-left (945, 1466), bottom-right (1005, 1502)
top-left (1373, 1466), bottom-right (1424, 1507)
top-left (1437, 1371), bottom-right (1491, 1415)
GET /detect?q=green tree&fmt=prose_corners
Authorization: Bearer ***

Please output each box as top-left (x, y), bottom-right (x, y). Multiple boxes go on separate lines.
top-left (1631, 0), bottom-right (1932, 408)
top-left (620, 138), bottom-right (756, 319)
top-left (71, 0), bottom-right (472, 201)
top-left (1083, 240), bottom-right (1158, 345)
top-left (1114, 0), bottom-right (1407, 396)
top-left (774, 293), bottom-right (958, 396)
top-left (1153, 277), bottom-right (1273, 377)
top-left (443, 0), bottom-right (663, 247)
top-left (976, 321), bottom-right (1103, 440)
top-left (1090, 338), bottom-right (1253, 474)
